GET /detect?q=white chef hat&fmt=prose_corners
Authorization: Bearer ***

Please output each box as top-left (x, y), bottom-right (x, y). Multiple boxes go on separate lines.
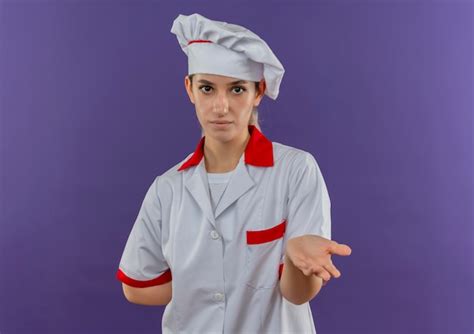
top-left (170, 13), bottom-right (285, 100)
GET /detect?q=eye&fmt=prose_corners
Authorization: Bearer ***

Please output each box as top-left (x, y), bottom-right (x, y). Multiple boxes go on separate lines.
top-left (232, 86), bottom-right (246, 95)
top-left (198, 85), bottom-right (213, 94)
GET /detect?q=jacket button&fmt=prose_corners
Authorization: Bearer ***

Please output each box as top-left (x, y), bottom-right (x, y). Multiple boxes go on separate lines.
top-left (210, 230), bottom-right (220, 240)
top-left (213, 292), bottom-right (224, 302)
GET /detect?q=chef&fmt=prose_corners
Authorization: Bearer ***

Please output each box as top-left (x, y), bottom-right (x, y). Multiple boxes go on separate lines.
top-left (116, 12), bottom-right (352, 333)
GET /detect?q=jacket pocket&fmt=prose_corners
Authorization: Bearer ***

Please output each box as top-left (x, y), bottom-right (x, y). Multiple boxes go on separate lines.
top-left (245, 219), bottom-right (286, 289)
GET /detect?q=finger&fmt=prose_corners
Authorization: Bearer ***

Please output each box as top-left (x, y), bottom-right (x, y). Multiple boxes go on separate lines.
top-left (316, 273), bottom-right (330, 286)
top-left (293, 258), bottom-right (314, 277)
top-left (298, 262), bottom-right (314, 276)
top-left (313, 266), bottom-right (331, 281)
top-left (314, 274), bottom-right (329, 285)
top-left (301, 267), bottom-right (314, 276)
top-left (323, 259), bottom-right (341, 278)
top-left (328, 242), bottom-right (352, 256)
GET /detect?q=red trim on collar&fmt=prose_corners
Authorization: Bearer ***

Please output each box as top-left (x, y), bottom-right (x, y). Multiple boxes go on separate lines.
top-left (188, 40), bottom-right (212, 45)
top-left (177, 125), bottom-right (274, 171)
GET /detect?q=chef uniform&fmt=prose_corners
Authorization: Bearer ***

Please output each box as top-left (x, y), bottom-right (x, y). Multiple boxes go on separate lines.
top-left (116, 13), bottom-right (331, 334)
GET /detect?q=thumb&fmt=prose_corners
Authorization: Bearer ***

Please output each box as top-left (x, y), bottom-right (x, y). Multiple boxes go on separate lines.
top-left (328, 242), bottom-right (352, 256)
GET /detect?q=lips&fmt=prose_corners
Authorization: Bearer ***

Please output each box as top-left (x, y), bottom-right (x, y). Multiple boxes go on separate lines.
top-left (211, 121), bottom-right (232, 124)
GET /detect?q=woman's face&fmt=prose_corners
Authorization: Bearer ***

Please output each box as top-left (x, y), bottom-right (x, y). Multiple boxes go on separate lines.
top-left (184, 73), bottom-right (265, 143)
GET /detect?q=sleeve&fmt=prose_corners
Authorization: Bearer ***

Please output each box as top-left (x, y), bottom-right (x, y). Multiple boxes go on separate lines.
top-left (115, 176), bottom-right (172, 288)
top-left (283, 151), bottom-right (332, 248)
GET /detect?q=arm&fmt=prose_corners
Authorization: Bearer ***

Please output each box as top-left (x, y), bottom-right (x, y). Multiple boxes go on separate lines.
top-left (279, 254), bottom-right (323, 305)
top-left (122, 281), bottom-right (172, 306)
top-left (278, 152), bottom-right (334, 304)
top-left (279, 234), bottom-right (351, 305)
top-left (116, 176), bottom-right (173, 305)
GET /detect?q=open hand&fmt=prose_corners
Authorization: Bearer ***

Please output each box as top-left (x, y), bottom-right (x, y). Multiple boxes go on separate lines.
top-left (285, 235), bottom-right (352, 285)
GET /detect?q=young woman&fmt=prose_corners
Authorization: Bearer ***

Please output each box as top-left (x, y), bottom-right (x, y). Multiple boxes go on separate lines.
top-left (116, 13), bottom-right (352, 334)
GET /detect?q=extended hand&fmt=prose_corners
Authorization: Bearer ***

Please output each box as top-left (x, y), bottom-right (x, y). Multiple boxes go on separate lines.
top-left (285, 235), bottom-right (352, 285)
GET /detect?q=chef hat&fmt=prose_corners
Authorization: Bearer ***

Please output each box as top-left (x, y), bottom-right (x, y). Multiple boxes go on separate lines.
top-left (170, 13), bottom-right (285, 100)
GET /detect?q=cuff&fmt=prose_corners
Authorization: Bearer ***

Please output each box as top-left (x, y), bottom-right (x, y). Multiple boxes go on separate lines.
top-left (116, 267), bottom-right (172, 288)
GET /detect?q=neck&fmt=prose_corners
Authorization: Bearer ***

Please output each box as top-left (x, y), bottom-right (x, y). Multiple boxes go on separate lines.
top-left (204, 129), bottom-right (250, 173)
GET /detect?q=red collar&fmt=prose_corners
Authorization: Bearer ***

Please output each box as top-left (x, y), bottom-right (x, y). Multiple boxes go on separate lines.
top-left (178, 125), bottom-right (274, 171)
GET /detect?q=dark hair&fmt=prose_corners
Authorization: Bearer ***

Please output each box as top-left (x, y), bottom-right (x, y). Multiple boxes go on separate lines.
top-left (187, 74), bottom-right (262, 131)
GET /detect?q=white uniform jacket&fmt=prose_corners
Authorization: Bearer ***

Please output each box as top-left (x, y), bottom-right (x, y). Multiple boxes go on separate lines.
top-left (116, 125), bottom-right (331, 333)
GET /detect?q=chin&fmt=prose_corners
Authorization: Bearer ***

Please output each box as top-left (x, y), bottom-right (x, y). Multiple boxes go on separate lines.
top-left (207, 128), bottom-right (235, 142)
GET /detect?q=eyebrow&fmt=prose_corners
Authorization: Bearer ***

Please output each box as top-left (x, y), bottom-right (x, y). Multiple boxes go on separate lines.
top-left (197, 79), bottom-right (249, 86)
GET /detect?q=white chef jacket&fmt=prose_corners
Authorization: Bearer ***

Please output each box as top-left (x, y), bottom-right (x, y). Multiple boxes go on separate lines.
top-left (116, 125), bottom-right (331, 333)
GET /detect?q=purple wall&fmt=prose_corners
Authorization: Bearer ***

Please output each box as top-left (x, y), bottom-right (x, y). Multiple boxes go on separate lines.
top-left (1, 1), bottom-right (472, 333)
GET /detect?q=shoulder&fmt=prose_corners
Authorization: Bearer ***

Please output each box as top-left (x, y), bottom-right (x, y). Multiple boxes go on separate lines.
top-left (148, 152), bottom-right (194, 197)
top-left (159, 152), bottom-right (193, 179)
top-left (272, 141), bottom-right (320, 171)
top-left (272, 142), bottom-right (329, 198)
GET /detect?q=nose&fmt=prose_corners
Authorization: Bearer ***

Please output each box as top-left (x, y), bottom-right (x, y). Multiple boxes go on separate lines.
top-left (212, 91), bottom-right (229, 114)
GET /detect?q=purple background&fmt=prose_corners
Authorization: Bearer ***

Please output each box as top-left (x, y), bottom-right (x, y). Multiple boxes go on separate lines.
top-left (1, 1), bottom-right (472, 333)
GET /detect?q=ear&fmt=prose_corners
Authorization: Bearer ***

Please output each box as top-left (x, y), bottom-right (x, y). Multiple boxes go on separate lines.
top-left (184, 75), bottom-right (195, 104)
top-left (254, 79), bottom-right (266, 107)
